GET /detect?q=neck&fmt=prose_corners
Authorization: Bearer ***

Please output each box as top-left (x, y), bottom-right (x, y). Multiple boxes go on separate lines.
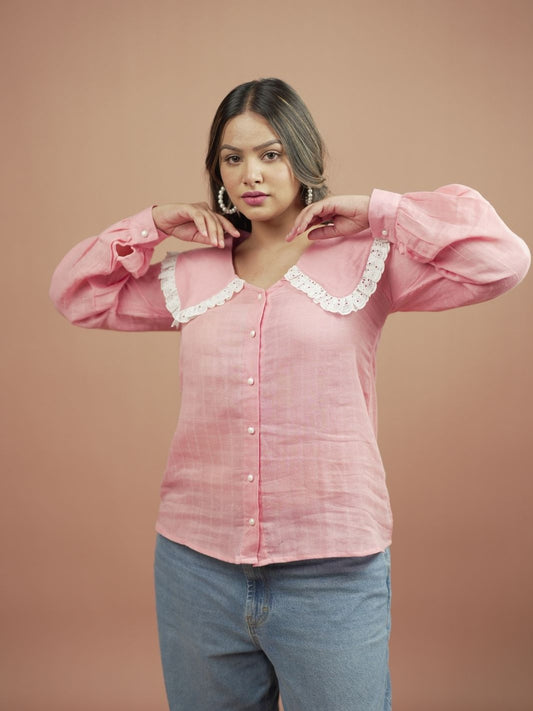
top-left (248, 206), bottom-right (302, 248)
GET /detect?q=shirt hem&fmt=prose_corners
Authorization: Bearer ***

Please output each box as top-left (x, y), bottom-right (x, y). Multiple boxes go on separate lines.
top-left (155, 523), bottom-right (392, 567)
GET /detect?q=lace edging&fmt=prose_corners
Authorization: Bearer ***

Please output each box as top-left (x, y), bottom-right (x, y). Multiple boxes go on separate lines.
top-left (284, 238), bottom-right (390, 315)
top-left (159, 252), bottom-right (245, 326)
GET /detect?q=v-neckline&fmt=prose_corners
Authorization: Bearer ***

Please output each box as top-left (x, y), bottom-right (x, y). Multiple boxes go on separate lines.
top-left (230, 235), bottom-right (316, 292)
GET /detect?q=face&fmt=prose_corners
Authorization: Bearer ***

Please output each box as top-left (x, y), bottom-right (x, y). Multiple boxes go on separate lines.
top-left (218, 111), bottom-right (302, 228)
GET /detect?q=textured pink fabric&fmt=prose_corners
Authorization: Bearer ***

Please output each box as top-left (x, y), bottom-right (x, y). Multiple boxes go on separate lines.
top-left (50, 185), bottom-right (530, 565)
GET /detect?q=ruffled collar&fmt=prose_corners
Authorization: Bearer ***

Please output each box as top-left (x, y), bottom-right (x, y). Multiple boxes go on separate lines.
top-left (160, 229), bottom-right (390, 325)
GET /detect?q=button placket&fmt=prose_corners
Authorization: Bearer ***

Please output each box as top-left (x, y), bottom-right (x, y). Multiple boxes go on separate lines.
top-left (240, 289), bottom-right (266, 559)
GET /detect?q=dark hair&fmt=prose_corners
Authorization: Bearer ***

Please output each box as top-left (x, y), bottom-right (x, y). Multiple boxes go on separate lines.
top-left (205, 78), bottom-right (328, 232)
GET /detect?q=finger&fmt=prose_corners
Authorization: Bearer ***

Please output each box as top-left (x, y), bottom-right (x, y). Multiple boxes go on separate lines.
top-left (214, 215), bottom-right (228, 248)
top-left (309, 216), bottom-right (366, 240)
top-left (285, 206), bottom-right (313, 242)
top-left (217, 223), bottom-right (225, 248)
top-left (286, 202), bottom-right (332, 241)
top-left (214, 215), bottom-right (225, 248)
top-left (204, 212), bottom-right (224, 248)
top-left (192, 214), bottom-right (215, 246)
top-left (286, 214), bottom-right (326, 242)
top-left (170, 222), bottom-right (197, 242)
top-left (307, 223), bottom-right (339, 240)
top-left (217, 214), bottom-right (240, 238)
top-left (205, 205), bottom-right (224, 246)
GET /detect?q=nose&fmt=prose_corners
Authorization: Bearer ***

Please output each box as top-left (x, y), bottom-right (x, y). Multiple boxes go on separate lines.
top-left (242, 157), bottom-right (263, 187)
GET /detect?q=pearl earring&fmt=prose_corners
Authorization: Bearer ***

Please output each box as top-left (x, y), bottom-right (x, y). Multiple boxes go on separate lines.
top-left (305, 186), bottom-right (313, 206)
top-left (218, 186), bottom-right (237, 215)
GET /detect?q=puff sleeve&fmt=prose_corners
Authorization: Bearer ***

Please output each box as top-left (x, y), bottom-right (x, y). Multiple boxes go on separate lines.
top-left (49, 207), bottom-right (175, 331)
top-left (368, 184), bottom-right (530, 312)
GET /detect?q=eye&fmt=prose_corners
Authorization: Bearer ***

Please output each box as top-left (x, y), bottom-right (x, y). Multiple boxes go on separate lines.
top-left (263, 150), bottom-right (280, 161)
top-left (223, 154), bottom-right (241, 165)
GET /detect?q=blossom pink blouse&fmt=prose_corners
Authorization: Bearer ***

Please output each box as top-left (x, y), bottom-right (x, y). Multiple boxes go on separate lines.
top-left (50, 185), bottom-right (530, 565)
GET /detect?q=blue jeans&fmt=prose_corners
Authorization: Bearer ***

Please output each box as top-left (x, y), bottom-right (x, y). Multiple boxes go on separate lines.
top-left (154, 534), bottom-right (391, 711)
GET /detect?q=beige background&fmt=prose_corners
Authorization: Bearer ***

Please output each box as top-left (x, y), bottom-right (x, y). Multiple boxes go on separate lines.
top-left (1, 0), bottom-right (532, 709)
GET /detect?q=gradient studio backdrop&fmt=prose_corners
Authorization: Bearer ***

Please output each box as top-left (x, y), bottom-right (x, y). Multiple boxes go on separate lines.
top-left (1, 1), bottom-right (532, 709)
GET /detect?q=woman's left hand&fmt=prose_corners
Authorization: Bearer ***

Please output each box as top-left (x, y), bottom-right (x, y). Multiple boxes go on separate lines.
top-left (285, 195), bottom-right (371, 242)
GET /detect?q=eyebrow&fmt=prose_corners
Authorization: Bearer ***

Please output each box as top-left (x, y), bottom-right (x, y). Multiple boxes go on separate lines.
top-left (219, 139), bottom-right (282, 153)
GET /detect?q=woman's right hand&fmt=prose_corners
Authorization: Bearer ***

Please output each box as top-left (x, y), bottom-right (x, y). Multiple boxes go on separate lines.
top-left (152, 203), bottom-right (240, 249)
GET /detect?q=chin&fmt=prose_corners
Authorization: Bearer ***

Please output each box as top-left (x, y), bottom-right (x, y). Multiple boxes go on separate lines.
top-left (239, 206), bottom-right (274, 221)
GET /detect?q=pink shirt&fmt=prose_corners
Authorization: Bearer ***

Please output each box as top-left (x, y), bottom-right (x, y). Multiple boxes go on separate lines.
top-left (50, 185), bottom-right (530, 565)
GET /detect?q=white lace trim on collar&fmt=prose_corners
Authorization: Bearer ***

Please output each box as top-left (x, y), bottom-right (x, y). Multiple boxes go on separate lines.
top-left (159, 238), bottom-right (390, 326)
top-left (159, 252), bottom-right (244, 327)
top-left (284, 238), bottom-right (390, 314)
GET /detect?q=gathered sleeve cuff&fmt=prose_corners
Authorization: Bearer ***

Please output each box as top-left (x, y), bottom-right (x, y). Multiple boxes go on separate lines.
top-left (103, 205), bottom-right (165, 277)
top-left (368, 184), bottom-right (531, 312)
top-left (49, 207), bottom-right (175, 331)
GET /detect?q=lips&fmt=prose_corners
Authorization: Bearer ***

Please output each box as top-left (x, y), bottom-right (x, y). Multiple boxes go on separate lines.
top-left (241, 191), bottom-right (269, 206)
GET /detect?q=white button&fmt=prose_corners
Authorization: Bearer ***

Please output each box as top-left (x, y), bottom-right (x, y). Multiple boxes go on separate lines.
top-left (249, 330), bottom-right (256, 338)
top-left (141, 229), bottom-right (149, 238)
top-left (247, 377), bottom-right (254, 385)
top-left (247, 426), bottom-right (255, 435)
top-left (257, 293), bottom-right (262, 300)
top-left (247, 474), bottom-right (254, 482)
top-left (381, 229), bottom-right (388, 237)
top-left (248, 518), bottom-right (256, 526)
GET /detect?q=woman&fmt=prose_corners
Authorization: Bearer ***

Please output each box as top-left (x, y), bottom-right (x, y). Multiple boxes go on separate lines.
top-left (50, 78), bottom-right (530, 711)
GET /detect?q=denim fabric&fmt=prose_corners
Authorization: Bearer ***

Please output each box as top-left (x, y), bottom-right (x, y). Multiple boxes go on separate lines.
top-left (154, 533), bottom-right (391, 711)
